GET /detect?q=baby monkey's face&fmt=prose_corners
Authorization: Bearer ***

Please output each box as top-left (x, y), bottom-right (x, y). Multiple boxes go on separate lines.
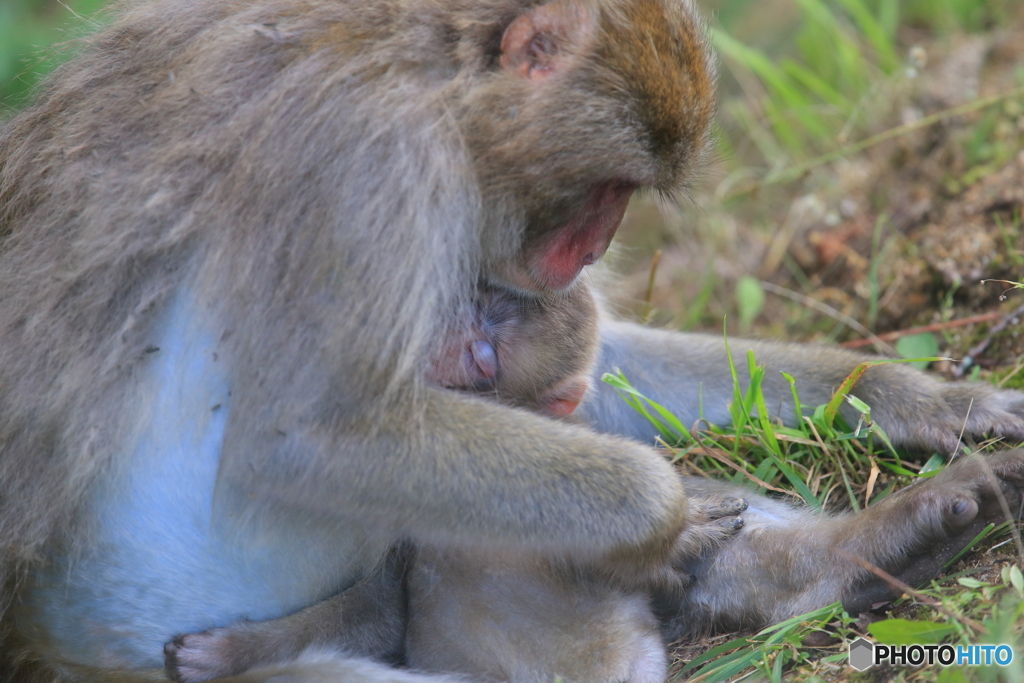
top-left (430, 284), bottom-right (599, 419)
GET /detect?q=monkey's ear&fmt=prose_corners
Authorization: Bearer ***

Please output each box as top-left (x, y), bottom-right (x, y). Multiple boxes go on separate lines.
top-left (541, 376), bottom-right (591, 418)
top-left (499, 0), bottom-right (596, 80)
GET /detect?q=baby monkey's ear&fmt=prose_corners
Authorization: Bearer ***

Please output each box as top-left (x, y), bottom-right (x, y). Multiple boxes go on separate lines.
top-left (541, 376), bottom-right (591, 419)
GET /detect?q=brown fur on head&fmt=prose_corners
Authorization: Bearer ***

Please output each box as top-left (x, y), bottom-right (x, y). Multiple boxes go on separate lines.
top-left (457, 0), bottom-right (716, 290)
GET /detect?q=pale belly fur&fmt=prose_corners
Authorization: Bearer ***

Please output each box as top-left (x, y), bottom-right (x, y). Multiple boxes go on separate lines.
top-left (20, 292), bottom-right (382, 668)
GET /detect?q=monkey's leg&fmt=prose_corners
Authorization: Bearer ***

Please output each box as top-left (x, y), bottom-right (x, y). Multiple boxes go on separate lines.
top-left (399, 490), bottom-right (747, 683)
top-left (165, 546), bottom-right (412, 683)
top-left (402, 547), bottom-right (667, 683)
top-left (657, 451), bottom-right (1024, 637)
top-left (584, 320), bottom-right (1024, 454)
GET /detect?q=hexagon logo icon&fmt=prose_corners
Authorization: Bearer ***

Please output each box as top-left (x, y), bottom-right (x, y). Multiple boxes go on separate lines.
top-left (849, 637), bottom-right (875, 671)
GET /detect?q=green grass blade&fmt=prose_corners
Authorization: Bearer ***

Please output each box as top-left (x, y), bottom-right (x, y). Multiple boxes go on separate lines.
top-left (833, 0), bottom-right (900, 71)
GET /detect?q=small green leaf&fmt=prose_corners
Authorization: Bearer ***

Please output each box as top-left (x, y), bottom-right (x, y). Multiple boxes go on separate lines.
top-left (735, 276), bottom-right (765, 332)
top-left (749, 351), bottom-right (779, 453)
top-left (895, 333), bottom-right (940, 370)
top-left (601, 371), bottom-right (691, 443)
top-left (781, 371), bottom-right (804, 431)
top-left (956, 577), bottom-right (987, 588)
top-left (876, 459), bottom-right (918, 477)
top-left (1009, 565), bottom-right (1024, 597)
top-left (823, 362), bottom-right (870, 427)
top-left (845, 394), bottom-right (871, 415)
top-left (919, 454), bottom-right (945, 475)
top-left (867, 618), bottom-right (957, 644)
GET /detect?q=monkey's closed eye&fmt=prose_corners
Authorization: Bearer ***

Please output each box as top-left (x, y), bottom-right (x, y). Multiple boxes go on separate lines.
top-left (470, 340), bottom-right (498, 382)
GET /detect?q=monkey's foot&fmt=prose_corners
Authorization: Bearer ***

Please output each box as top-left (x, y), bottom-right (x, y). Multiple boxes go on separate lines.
top-left (843, 450), bottom-right (1024, 613)
top-left (935, 384), bottom-right (1024, 451)
top-left (165, 625), bottom-right (260, 683)
top-left (876, 380), bottom-right (1024, 454)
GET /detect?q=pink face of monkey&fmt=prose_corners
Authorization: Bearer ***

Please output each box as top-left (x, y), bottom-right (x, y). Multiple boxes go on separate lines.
top-left (427, 284), bottom-right (598, 419)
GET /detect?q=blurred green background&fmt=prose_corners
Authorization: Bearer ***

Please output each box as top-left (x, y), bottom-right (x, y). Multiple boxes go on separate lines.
top-left (0, 0), bottom-right (110, 110)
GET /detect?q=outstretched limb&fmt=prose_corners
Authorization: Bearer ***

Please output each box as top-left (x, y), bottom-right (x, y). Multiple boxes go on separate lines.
top-left (584, 321), bottom-right (1024, 454)
top-left (165, 546), bottom-right (412, 683)
top-left (657, 451), bottom-right (1024, 638)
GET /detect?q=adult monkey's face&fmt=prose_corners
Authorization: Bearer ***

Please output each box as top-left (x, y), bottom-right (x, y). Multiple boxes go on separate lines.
top-left (463, 0), bottom-right (715, 294)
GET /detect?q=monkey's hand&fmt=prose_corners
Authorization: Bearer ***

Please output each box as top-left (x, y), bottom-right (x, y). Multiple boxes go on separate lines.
top-left (587, 483), bottom-right (746, 596)
top-left (841, 450), bottom-right (1024, 613)
top-left (632, 487), bottom-right (748, 616)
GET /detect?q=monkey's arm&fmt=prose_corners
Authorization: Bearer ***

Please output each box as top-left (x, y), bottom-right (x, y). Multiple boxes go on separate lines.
top-left (226, 386), bottom-right (687, 577)
top-left (582, 320), bottom-right (1024, 453)
top-left (657, 451), bottom-right (1024, 637)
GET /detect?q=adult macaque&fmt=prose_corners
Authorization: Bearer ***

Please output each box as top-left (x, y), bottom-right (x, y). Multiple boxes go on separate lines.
top-left (2, 0), bottom-right (1024, 682)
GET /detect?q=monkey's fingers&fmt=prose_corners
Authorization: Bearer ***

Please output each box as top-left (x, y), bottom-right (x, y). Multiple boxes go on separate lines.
top-left (697, 497), bottom-right (749, 520)
top-left (669, 496), bottom-right (748, 562)
top-left (582, 500), bottom-right (737, 594)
